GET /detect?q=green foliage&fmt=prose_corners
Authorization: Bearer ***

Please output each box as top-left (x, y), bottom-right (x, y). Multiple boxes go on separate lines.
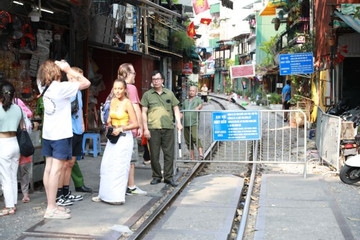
top-left (260, 35), bottom-right (279, 67)
top-left (188, 80), bottom-right (197, 87)
top-left (212, 18), bottom-right (219, 28)
top-left (162, 0), bottom-right (178, 3)
top-left (289, 94), bottom-right (301, 105)
top-left (255, 87), bottom-right (263, 95)
top-left (225, 87), bottom-right (232, 95)
top-left (281, 33), bottom-right (313, 54)
top-left (268, 93), bottom-right (282, 104)
top-left (355, 7), bottom-right (360, 19)
top-left (254, 87), bottom-right (266, 104)
top-left (171, 31), bottom-right (195, 52)
top-left (225, 76), bottom-right (232, 94)
top-left (235, 89), bottom-right (242, 96)
top-left (226, 59), bottom-right (235, 69)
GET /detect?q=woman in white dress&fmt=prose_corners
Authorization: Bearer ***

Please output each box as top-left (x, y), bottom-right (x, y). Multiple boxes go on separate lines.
top-left (93, 77), bottom-right (138, 204)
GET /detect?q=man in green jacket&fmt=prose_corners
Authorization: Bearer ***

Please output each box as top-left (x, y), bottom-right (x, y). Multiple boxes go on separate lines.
top-left (181, 86), bottom-right (203, 160)
top-left (141, 71), bottom-right (182, 187)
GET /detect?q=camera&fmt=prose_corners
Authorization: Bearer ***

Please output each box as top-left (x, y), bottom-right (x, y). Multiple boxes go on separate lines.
top-left (107, 127), bottom-right (113, 135)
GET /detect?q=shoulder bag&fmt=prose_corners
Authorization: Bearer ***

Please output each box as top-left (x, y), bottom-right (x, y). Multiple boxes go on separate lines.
top-left (16, 108), bottom-right (35, 157)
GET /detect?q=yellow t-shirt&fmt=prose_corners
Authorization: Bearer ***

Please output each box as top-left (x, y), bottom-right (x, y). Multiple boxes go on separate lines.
top-left (109, 110), bottom-right (129, 127)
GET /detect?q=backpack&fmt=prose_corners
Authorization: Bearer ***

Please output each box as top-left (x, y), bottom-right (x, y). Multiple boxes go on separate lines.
top-left (71, 94), bottom-right (79, 116)
top-left (100, 100), bottom-right (111, 125)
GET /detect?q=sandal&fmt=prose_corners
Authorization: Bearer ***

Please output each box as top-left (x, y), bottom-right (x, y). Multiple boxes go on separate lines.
top-left (0, 207), bottom-right (16, 216)
top-left (91, 196), bottom-right (102, 202)
top-left (57, 206), bottom-right (71, 213)
top-left (44, 208), bottom-right (71, 219)
top-left (22, 197), bottom-right (30, 203)
top-left (199, 155), bottom-right (204, 160)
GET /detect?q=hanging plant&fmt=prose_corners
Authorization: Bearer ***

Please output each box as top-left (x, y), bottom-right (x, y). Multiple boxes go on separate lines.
top-left (171, 31), bottom-right (195, 52)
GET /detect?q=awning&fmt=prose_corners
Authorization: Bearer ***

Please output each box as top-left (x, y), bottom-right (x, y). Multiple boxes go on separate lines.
top-left (334, 10), bottom-right (360, 34)
top-left (259, 0), bottom-right (287, 16)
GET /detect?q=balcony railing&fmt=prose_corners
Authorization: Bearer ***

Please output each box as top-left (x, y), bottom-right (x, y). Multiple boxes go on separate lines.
top-left (215, 58), bottom-right (226, 68)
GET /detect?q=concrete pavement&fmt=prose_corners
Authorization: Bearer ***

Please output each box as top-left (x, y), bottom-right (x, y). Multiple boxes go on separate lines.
top-left (254, 174), bottom-right (360, 240)
top-left (211, 93), bottom-right (360, 240)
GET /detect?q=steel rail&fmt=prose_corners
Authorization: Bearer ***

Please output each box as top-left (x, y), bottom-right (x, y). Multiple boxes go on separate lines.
top-left (128, 99), bottom-right (227, 240)
top-left (208, 94), bottom-right (259, 239)
top-left (128, 97), bottom-right (254, 239)
top-left (209, 94), bottom-right (247, 110)
top-left (237, 140), bottom-right (258, 240)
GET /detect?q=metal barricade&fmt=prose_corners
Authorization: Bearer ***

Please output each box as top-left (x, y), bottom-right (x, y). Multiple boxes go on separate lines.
top-left (177, 109), bottom-right (308, 177)
top-left (315, 108), bottom-right (341, 172)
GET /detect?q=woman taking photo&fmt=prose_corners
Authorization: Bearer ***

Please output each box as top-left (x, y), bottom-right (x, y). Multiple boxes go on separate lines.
top-left (0, 81), bottom-right (22, 216)
top-left (92, 77), bottom-right (138, 204)
top-left (37, 60), bottom-right (90, 219)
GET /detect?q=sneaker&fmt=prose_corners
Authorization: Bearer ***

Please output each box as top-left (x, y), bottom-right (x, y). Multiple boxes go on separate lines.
top-left (143, 160), bottom-right (151, 165)
top-left (126, 186), bottom-right (147, 195)
top-left (56, 195), bottom-right (73, 206)
top-left (64, 191), bottom-right (83, 202)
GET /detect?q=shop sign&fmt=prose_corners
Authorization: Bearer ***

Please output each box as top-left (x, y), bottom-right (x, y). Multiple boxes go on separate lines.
top-left (182, 62), bottom-right (193, 74)
top-left (296, 35), bottom-right (306, 44)
top-left (230, 64), bottom-right (255, 78)
top-left (154, 24), bottom-right (169, 47)
top-left (279, 52), bottom-right (314, 75)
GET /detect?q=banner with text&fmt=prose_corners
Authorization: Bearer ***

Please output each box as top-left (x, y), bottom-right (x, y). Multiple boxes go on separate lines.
top-left (279, 52), bottom-right (314, 75)
top-left (230, 64), bottom-right (255, 79)
top-left (212, 111), bottom-right (260, 141)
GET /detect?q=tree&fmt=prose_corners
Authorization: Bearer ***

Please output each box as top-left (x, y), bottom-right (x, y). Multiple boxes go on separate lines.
top-left (259, 35), bottom-right (279, 67)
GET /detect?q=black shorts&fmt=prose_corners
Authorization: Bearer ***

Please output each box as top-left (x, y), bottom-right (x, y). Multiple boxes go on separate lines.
top-left (283, 101), bottom-right (291, 110)
top-left (72, 133), bottom-right (83, 157)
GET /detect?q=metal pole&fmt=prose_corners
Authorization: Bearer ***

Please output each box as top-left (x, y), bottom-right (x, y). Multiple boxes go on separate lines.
top-left (330, 45), bottom-right (335, 104)
top-left (143, 8), bottom-right (149, 54)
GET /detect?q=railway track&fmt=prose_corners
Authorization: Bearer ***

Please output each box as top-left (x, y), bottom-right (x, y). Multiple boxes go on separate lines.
top-left (14, 96), bottom-right (258, 240)
top-left (127, 96), bottom-right (258, 240)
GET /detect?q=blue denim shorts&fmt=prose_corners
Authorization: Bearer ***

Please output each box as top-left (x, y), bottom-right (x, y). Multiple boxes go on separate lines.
top-left (42, 137), bottom-right (73, 160)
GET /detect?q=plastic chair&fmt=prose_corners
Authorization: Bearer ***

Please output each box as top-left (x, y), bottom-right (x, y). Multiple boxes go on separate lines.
top-left (82, 133), bottom-right (102, 157)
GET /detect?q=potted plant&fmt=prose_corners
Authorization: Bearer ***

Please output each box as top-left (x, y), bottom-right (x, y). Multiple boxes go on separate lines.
top-left (244, 90), bottom-right (251, 100)
top-left (235, 89), bottom-right (242, 98)
top-left (268, 92), bottom-right (282, 105)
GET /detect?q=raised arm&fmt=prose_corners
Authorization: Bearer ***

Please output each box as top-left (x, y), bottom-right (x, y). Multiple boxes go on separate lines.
top-left (55, 60), bottom-right (91, 90)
